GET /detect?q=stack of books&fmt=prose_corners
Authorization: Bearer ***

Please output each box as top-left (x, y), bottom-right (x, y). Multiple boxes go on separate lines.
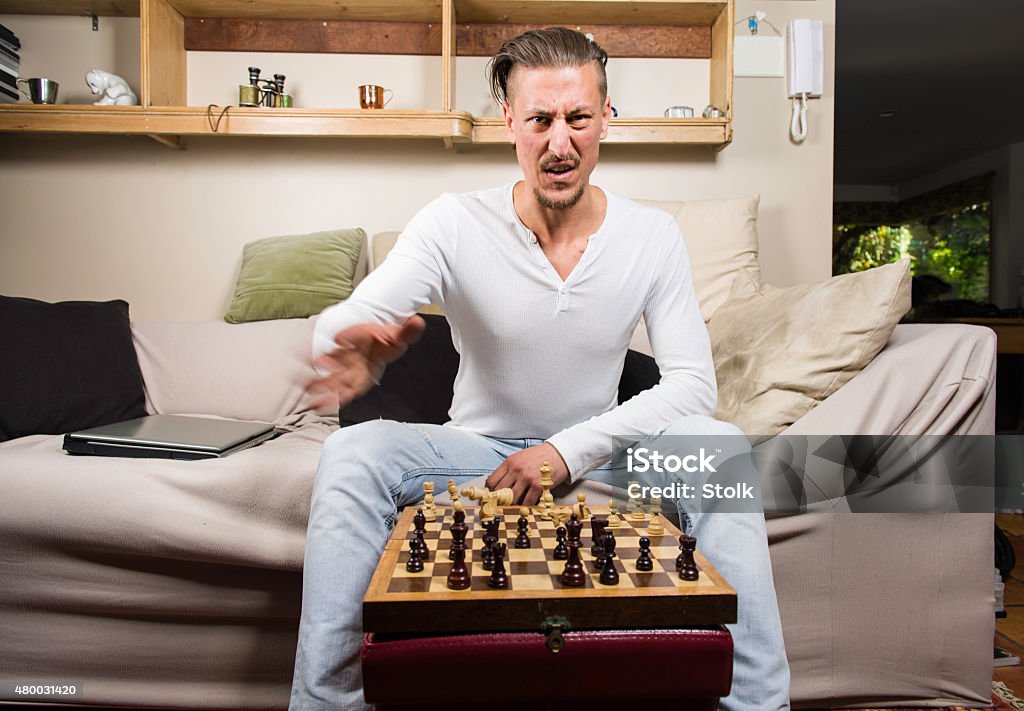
top-left (0, 24), bottom-right (20, 104)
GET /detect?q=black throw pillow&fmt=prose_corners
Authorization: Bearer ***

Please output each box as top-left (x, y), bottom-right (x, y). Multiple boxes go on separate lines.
top-left (340, 314), bottom-right (661, 426)
top-left (0, 296), bottom-right (148, 442)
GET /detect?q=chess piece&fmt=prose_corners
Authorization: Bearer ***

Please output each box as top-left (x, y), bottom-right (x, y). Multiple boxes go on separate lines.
top-left (625, 481), bottom-right (642, 518)
top-left (598, 530), bottom-right (619, 585)
top-left (481, 517), bottom-right (499, 570)
top-left (461, 485), bottom-right (488, 505)
top-left (553, 526), bottom-right (569, 560)
top-left (481, 490), bottom-right (499, 518)
top-left (576, 492), bottom-right (590, 520)
top-left (678, 534), bottom-right (700, 581)
top-left (607, 499), bottom-right (622, 528)
top-left (405, 536), bottom-right (424, 573)
top-left (560, 513), bottom-right (586, 587)
top-left (648, 510), bottom-right (665, 537)
top-left (449, 500), bottom-right (464, 560)
top-left (537, 462), bottom-right (555, 520)
top-left (422, 481), bottom-right (437, 522)
top-left (446, 505), bottom-right (471, 590)
top-left (447, 479), bottom-right (460, 505)
top-left (514, 507), bottom-right (531, 548)
top-left (413, 508), bottom-right (429, 561)
top-left (590, 517), bottom-right (608, 557)
top-left (488, 542), bottom-right (509, 589)
top-left (551, 506), bottom-right (573, 526)
top-left (494, 488), bottom-right (515, 507)
top-left (635, 536), bottom-right (654, 572)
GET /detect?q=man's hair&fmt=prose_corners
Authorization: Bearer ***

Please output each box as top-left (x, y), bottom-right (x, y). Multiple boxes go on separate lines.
top-left (487, 27), bottom-right (609, 105)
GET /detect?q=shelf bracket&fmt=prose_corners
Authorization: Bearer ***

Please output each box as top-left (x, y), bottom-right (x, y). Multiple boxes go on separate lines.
top-left (146, 134), bottom-right (184, 150)
top-left (90, 12), bottom-right (98, 31)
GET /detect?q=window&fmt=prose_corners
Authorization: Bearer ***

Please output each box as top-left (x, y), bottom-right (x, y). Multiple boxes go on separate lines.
top-left (833, 175), bottom-right (992, 312)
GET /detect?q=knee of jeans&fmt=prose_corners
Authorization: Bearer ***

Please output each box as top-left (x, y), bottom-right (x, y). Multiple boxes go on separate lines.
top-left (315, 420), bottom-right (409, 494)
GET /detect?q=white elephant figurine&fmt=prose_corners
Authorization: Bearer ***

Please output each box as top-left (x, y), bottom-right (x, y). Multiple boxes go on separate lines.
top-left (85, 69), bottom-right (138, 106)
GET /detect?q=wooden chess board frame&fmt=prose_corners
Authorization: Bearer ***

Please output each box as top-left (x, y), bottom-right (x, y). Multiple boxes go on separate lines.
top-left (363, 506), bottom-right (736, 634)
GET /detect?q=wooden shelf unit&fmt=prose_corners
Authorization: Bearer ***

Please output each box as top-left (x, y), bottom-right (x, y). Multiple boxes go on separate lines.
top-left (0, 0), bottom-right (734, 146)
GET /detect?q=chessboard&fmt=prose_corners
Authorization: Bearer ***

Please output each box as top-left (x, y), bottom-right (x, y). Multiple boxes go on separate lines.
top-left (363, 505), bottom-right (736, 635)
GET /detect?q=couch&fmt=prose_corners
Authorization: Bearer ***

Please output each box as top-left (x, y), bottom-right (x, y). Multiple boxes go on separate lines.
top-left (0, 196), bottom-right (998, 709)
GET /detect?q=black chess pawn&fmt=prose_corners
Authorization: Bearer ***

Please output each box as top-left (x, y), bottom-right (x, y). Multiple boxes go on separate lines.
top-left (488, 542), bottom-right (509, 589)
top-left (560, 513), bottom-right (586, 587)
top-left (590, 517), bottom-right (608, 557)
top-left (678, 534), bottom-right (700, 582)
top-left (514, 512), bottom-right (531, 548)
top-left (598, 530), bottom-right (619, 586)
top-left (553, 526), bottom-right (569, 560)
top-left (635, 536), bottom-right (654, 572)
top-left (405, 537), bottom-right (424, 573)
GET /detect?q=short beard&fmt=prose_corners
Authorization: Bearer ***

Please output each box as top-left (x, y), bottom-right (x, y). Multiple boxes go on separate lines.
top-left (533, 182), bottom-right (585, 210)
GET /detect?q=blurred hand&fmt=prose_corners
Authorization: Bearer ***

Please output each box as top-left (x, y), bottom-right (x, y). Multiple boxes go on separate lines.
top-left (312, 315), bottom-right (425, 408)
top-left (486, 442), bottom-right (569, 506)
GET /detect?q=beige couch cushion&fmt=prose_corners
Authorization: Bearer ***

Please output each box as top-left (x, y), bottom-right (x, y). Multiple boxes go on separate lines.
top-left (133, 317), bottom-right (320, 423)
top-left (635, 196), bottom-right (761, 321)
top-left (708, 259), bottom-right (912, 441)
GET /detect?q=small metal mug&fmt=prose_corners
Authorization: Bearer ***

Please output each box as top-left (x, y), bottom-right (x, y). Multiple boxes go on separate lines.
top-left (664, 105), bottom-right (694, 119)
top-left (238, 84), bottom-right (260, 106)
top-left (359, 84), bottom-right (392, 109)
top-left (18, 77), bottom-right (59, 104)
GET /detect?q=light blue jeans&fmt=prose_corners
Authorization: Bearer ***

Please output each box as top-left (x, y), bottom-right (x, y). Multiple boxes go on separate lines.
top-left (290, 415), bottom-right (790, 710)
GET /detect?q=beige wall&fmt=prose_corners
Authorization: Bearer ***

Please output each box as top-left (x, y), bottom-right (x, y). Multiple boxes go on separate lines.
top-left (0, 1), bottom-right (835, 322)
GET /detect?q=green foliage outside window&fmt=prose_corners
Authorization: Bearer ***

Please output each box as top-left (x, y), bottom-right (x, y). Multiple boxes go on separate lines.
top-left (833, 202), bottom-right (991, 303)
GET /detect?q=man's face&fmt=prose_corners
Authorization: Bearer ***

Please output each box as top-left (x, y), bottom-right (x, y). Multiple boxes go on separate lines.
top-left (502, 63), bottom-right (611, 210)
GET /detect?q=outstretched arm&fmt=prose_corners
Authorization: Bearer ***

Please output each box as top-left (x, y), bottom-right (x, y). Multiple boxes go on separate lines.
top-left (313, 316), bottom-right (426, 407)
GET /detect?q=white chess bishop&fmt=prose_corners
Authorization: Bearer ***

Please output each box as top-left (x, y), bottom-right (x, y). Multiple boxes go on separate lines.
top-left (85, 69), bottom-right (138, 106)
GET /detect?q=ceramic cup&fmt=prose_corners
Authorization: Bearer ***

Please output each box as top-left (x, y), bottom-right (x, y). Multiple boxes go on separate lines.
top-left (18, 77), bottom-right (59, 104)
top-left (359, 84), bottom-right (392, 109)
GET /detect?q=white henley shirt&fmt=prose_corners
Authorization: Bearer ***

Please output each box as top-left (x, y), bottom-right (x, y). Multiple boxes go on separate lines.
top-left (314, 183), bottom-right (716, 479)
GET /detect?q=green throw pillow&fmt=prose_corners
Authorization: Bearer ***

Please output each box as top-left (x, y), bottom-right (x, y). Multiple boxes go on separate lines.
top-left (224, 228), bottom-right (365, 323)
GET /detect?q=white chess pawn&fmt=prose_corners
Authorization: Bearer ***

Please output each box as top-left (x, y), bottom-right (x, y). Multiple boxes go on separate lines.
top-left (576, 492), bottom-right (590, 521)
top-left (607, 499), bottom-right (622, 528)
top-left (648, 510), bottom-right (664, 536)
top-left (423, 481), bottom-right (437, 522)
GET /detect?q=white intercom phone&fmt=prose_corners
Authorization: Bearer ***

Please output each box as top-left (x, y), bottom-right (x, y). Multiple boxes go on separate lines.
top-left (786, 19), bottom-right (823, 142)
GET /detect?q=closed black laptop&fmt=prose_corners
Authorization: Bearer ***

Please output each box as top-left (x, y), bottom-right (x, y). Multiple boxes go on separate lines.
top-left (63, 414), bottom-right (277, 460)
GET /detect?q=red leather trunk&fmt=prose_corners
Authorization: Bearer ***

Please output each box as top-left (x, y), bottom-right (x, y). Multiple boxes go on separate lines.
top-left (362, 626), bottom-right (732, 709)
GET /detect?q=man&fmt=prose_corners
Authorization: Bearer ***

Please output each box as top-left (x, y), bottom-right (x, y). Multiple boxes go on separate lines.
top-left (291, 27), bottom-right (790, 710)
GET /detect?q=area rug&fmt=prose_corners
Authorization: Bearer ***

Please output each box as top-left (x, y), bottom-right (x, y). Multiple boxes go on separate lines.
top-left (850, 681), bottom-right (1023, 710)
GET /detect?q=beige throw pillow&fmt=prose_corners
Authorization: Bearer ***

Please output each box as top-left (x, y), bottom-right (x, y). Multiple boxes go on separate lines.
top-left (708, 259), bottom-right (912, 441)
top-left (636, 196), bottom-right (761, 321)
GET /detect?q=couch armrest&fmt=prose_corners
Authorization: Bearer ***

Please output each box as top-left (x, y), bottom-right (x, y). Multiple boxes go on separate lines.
top-left (755, 323), bottom-right (996, 513)
top-left (784, 323), bottom-right (996, 437)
